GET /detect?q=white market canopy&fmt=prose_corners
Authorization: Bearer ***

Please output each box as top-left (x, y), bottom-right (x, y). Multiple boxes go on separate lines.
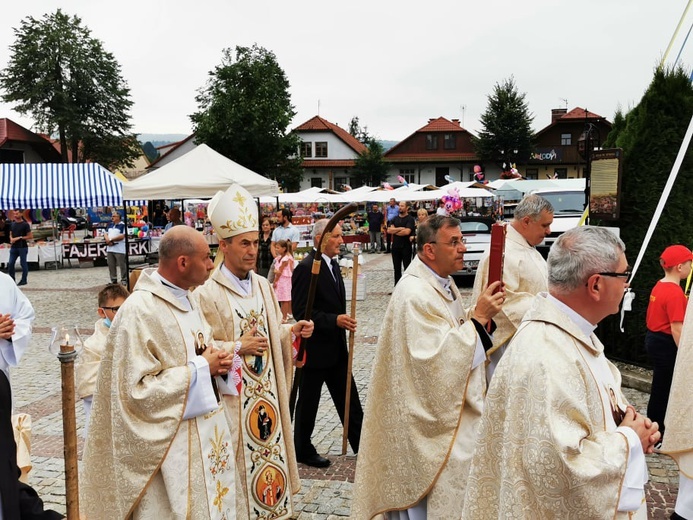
top-left (0, 162), bottom-right (129, 210)
top-left (122, 143), bottom-right (278, 200)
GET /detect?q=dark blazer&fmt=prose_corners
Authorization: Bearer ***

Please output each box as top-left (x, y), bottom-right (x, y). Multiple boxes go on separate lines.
top-left (292, 249), bottom-right (347, 369)
top-left (0, 372), bottom-right (63, 520)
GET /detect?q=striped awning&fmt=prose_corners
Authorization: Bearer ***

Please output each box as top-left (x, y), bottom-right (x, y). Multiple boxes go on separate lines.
top-left (0, 163), bottom-right (138, 209)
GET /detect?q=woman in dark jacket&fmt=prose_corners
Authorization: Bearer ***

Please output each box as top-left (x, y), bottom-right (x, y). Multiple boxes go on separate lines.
top-left (256, 217), bottom-right (273, 277)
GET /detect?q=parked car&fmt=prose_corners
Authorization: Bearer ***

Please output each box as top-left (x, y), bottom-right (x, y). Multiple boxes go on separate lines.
top-left (454, 216), bottom-right (494, 278)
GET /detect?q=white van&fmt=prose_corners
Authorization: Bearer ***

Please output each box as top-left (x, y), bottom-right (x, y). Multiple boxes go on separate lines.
top-left (532, 188), bottom-right (586, 257)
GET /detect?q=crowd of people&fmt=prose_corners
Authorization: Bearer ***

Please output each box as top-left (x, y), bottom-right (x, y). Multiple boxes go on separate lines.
top-left (2, 187), bottom-right (693, 519)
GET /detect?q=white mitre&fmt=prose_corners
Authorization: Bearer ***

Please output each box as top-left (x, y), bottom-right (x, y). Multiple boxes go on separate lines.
top-left (208, 184), bottom-right (259, 239)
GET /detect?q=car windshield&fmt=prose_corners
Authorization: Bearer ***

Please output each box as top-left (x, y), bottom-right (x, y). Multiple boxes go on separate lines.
top-left (540, 192), bottom-right (585, 214)
top-left (460, 221), bottom-right (491, 233)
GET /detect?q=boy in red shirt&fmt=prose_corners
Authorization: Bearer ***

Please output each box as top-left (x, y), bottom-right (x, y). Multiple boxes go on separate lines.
top-left (645, 244), bottom-right (692, 443)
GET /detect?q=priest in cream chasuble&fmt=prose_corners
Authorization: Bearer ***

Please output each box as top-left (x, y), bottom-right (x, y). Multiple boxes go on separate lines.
top-left (195, 184), bottom-right (313, 520)
top-left (81, 226), bottom-right (236, 519)
top-left (352, 215), bottom-right (504, 519)
top-left (472, 195), bottom-right (552, 379)
top-left (463, 226), bottom-right (660, 520)
top-left (662, 296), bottom-right (693, 519)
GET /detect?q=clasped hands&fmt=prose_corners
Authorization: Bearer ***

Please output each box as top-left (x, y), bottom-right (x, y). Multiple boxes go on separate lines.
top-left (620, 405), bottom-right (661, 454)
top-left (0, 314), bottom-right (15, 340)
top-left (200, 344), bottom-right (233, 377)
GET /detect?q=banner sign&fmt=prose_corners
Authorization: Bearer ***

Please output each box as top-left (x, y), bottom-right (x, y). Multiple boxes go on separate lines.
top-left (62, 239), bottom-right (152, 259)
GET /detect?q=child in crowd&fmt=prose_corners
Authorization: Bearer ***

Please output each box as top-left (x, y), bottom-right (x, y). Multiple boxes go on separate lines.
top-left (273, 239), bottom-right (294, 323)
top-left (75, 283), bottom-right (130, 437)
top-left (645, 244), bottom-right (693, 444)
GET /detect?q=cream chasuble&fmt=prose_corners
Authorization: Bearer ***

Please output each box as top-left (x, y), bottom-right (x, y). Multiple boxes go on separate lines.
top-left (81, 269), bottom-right (235, 519)
top-left (472, 224), bottom-right (547, 378)
top-left (195, 267), bottom-right (300, 520)
top-left (352, 256), bottom-right (486, 520)
top-left (463, 293), bottom-right (647, 520)
top-left (662, 297), bottom-right (693, 517)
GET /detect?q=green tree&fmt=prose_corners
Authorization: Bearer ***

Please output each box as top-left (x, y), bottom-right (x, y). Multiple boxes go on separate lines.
top-left (0, 9), bottom-right (139, 168)
top-left (191, 44), bottom-right (303, 191)
top-left (348, 116), bottom-right (371, 144)
top-left (473, 76), bottom-right (534, 167)
top-left (351, 140), bottom-right (389, 187)
top-left (598, 67), bottom-right (693, 365)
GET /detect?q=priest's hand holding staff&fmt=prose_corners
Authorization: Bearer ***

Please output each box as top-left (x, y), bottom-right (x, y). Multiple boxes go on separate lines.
top-left (470, 280), bottom-right (504, 326)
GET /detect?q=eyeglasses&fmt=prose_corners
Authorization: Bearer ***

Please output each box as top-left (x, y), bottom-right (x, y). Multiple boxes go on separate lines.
top-left (429, 238), bottom-right (467, 248)
top-left (100, 306), bottom-right (121, 313)
top-left (597, 266), bottom-right (633, 279)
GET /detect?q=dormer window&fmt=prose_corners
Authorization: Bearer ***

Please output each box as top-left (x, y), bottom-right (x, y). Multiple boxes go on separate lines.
top-left (426, 134), bottom-right (438, 150)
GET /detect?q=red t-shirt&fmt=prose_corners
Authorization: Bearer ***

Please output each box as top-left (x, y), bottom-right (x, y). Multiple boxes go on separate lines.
top-left (646, 280), bottom-right (688, 334)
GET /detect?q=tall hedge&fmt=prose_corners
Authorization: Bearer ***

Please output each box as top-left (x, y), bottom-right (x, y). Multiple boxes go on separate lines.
top-left (599, 67), bottom-right (693, 365)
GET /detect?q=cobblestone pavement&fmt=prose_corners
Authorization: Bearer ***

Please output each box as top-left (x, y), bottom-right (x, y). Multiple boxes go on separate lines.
top-left (8, 253), bottom-right (679, 518)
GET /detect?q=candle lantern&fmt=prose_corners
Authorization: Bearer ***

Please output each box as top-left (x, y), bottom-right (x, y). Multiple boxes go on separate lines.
top-left (49, 326), bottom-right (84, 519)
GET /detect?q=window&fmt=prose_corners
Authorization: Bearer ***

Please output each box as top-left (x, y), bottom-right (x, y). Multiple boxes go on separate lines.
top-left (444, 133), bottom-right (456, 150)
top-left (301, 141), bottom-right (312, 157)
top-left (335, 177), bottom-right (349, 189)
top-left (399, 169), bottom-right (415, 184)
top-left (315, 142), bottom-right (328, 157)
top-left (561, 133), bottom-right (572, 146)
top-left (525, 168), bottom-right (538, 180)
top-left (426, 134), bottom-right (438, 150)
top-left (311, 177), bottom-right (323, 188)
top-left (554, 168), bottom-right (568, 179)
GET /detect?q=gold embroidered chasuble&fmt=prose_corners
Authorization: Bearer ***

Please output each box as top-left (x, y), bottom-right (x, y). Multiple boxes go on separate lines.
top-left (463, 294), bottom-right (645, 520)
top-left (80, 269), bottom-right (235, 519)
top-left (194, 268), bottom-right (299, 520)
top-left (662, 297), bottom-right (693, 477)
top-left (472, 223), bottom-right (548, 353)
top-left (352, 256), bottom-right (485, 519)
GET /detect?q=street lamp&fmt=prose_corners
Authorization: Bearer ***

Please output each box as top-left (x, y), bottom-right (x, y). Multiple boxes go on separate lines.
top-left (577, 122), bottom-right (601, 224)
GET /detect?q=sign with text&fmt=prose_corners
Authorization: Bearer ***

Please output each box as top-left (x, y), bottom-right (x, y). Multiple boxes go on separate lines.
top-left (62, 239), bottom-right (152, 259)
top-left (590, 148), bottom-right (622, 221)
top-left (530, 147), bottom-right (563, 162)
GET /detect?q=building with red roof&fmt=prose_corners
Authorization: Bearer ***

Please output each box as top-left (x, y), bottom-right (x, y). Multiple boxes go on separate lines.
top-left (383, 117), bottom-right (484, 186)
top-left (294, 115), bottom-right (367, 190)
top-left (0, 118), bottom-right (62, 163)
top-left (525, 107), bottom-right (612, 179)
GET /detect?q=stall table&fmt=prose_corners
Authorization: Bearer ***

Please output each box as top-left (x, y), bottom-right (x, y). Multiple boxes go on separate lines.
top-left (0, 243), bottom-right (60, 269)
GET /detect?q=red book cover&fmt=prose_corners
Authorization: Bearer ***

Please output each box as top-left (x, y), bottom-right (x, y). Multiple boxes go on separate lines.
top-left (488, 223), bottom-right (506, 294)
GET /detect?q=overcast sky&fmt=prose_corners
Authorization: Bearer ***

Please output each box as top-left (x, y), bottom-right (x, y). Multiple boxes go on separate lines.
top-left (0, 1), bottom-right (690, 142)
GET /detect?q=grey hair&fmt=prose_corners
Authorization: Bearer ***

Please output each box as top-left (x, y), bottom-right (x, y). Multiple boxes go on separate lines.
top-left (514, 194), bottom-right (554, 220)
top-left (548, 226), bottom-right (626, 293)
top-left (312, 218), bottom-right (328, 239)
top-left (416, 214), bottom-right (461, 252)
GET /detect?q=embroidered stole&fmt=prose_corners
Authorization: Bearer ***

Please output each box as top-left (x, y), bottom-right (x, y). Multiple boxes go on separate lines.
top-left (224, 286), bottom-right (294, 519)
top-left (157, 306), bottom-right (236, 519)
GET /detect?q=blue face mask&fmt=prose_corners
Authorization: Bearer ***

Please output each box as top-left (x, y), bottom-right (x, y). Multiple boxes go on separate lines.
top-left (104, 317), bottom-right (112, 328)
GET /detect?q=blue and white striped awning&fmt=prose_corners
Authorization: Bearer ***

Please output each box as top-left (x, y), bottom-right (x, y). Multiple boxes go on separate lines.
top-left (0, 163), bottom-right (141, 209)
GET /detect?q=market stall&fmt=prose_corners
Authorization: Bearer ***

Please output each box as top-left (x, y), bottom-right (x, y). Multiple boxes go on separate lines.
top-left (0, 163), bottom-right (139, 269)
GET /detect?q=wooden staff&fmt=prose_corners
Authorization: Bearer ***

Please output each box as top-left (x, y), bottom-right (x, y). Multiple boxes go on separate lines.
top-left (58, 340), bottom-right (80, 519)
top-left (342, 243), bottom-right (360, 455)
top-left (289, 203), bottom-right (358, 417)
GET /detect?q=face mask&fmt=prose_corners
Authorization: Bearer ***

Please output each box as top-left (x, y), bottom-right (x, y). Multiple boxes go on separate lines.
top-left (104, 317), bottom-right (112, 328)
